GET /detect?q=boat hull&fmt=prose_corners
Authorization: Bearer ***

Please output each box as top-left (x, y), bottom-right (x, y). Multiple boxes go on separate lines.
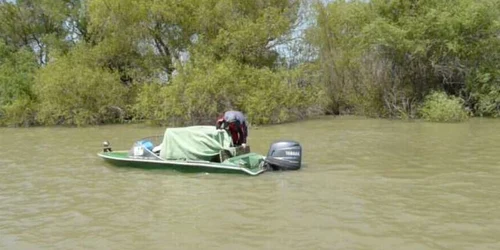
top-left (98, 151), bottom-right (266, 176)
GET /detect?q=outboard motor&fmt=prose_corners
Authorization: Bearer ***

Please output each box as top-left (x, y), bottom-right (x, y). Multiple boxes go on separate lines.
top-left (265, 140), bottom-right (302, 171)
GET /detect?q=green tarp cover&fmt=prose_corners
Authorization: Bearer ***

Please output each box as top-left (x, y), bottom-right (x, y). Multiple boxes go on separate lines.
top-left (159, 126), bottom-right (235, 161)
top-left (222, 152), bottom-right (264, 169)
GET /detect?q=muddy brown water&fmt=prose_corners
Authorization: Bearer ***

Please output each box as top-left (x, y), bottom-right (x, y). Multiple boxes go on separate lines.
top-left (1, 116), bottom-right (499, 250)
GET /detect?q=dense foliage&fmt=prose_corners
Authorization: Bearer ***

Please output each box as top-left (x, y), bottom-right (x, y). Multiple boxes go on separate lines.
top-left (0, 0), bottom-right (498, 127)
top-left (35, 45), bottom-right (129, 126)
top-left (308, 0), bottom-right (500, 120)
top-left (133, 55), bottom-right (320, 126)
top-left (419, 91), bottom-right (469, 122)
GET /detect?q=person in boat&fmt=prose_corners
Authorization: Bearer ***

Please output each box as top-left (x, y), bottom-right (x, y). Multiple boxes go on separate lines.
top-left (216, 110), bottom-right (248, 147)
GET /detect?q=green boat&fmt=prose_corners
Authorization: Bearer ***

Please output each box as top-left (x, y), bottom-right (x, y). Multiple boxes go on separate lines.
top-left (97, 126), bottom-right (302, 176)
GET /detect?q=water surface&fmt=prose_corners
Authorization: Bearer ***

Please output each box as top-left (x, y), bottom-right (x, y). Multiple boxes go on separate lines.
top-left (1, 117), bottom-right (499, 250)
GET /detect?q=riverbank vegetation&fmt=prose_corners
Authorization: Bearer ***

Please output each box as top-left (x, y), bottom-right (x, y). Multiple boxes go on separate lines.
top-left (419, 91), bottom-right (470, 122)
top-left (0, 0), bottom-right (499, 127)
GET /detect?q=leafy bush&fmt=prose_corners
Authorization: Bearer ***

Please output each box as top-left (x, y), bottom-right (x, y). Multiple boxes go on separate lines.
top-left (468, 70), bottom-right (500, 117)
top-left (0, 42), bottom-right (38, 126)
top-left (0, 96), bottom-right (37, 127)
top-left (34, 45), bottom-right (129, 126)
top-left (308, 0), bottom-right (500, 119)
top-left (133, 55), bottom-right (319, 126)
top-left (240, 67), bottom-right (319, 125)
top-left (419, 91), bottom-right (469, 122)
top-left (133, 57), bottom-right (242, 126)
top-left (474, 87), bottom-right (500, 118)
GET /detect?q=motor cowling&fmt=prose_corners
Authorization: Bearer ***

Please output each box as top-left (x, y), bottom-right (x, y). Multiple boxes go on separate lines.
top-left (265, 140), bottom-right (302, 171)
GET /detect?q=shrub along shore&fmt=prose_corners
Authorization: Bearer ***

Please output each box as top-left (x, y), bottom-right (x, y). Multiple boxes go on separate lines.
top-left (0, 0), bottom-right (498, 127)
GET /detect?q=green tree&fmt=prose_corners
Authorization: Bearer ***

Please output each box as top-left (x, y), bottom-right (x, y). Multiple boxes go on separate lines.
top-left (0, 41), bottom-right (38, 126)
top-left (127, 0), bottom-right (311, 125)
top-left (34, 44), bottom-right (129, 126)
top-left (193, 0), bottom-right (299, 68)
top-left (307, 0), bottom-right (375, 115)
top-left (307, 0), bottom-right (500, 119)
top-left (0, 42), bottom-right (37, 106)
top-left (0, 0), bottom-right (82, 63)
top-left (133, 52), bottom-right (319, 126)
top-left (86, 0), bottom-right (299, 81)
